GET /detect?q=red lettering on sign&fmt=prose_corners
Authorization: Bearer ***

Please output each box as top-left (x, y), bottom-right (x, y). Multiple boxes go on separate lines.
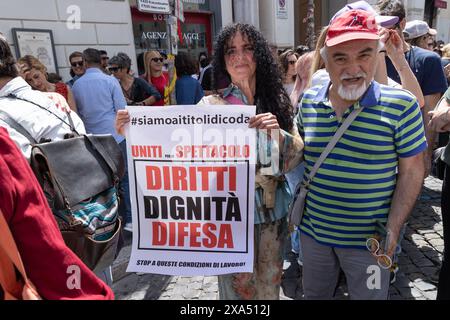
top-left (151, 222), bottom-right (235, 249)
top-left (145, 166), bottom-right (237, 192)
top-left (146, 166), bottom-right (161, 190)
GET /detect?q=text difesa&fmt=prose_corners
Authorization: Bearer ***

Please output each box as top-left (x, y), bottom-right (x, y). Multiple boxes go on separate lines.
top-left (145, 165), bottom-right (242, 249)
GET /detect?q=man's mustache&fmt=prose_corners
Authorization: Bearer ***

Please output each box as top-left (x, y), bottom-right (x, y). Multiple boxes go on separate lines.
top-left (341, 72), bottom-right (367, 80)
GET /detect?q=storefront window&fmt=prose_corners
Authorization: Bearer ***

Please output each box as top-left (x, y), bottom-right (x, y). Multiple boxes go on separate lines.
top-left (177, 14), bottom-right (210, 61)
top-left (131, 7), bottom-right (212, 74)
top-left (134, 17), bottom-right (169, 55)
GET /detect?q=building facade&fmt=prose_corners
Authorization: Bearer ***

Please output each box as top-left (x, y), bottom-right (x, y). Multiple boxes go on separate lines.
top-left (0, 0), bottom-right (231, 81)
top-left (129, 0), bottom-right (230, 74)
top-left (231, 0), bottom-right (296, 49)
top-left (405, 0), bottom-right (450, 43)
top-left (1, 0), bottom-right (449, 81)
top-left (0, 0), bottom-right (137, 81)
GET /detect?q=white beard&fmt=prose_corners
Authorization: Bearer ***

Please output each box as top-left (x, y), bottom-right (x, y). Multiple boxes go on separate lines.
top-left (337, 82), bottom-right (368, 101)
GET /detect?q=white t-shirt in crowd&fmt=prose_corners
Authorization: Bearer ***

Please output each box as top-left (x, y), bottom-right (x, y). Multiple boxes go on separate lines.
top-left (0, 77), bottom-right (86, 159)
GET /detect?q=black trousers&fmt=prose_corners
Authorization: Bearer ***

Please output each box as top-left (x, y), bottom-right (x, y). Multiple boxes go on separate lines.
top-left (438, 164), bottom-right (450, 299)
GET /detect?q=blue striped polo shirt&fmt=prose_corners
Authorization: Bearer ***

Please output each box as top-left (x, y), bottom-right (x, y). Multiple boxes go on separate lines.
top-left (297, 81), bottom-right (427, 249)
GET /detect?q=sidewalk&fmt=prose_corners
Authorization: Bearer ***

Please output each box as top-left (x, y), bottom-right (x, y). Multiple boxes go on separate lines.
top-left (112, 177), bottom-right (444, 300)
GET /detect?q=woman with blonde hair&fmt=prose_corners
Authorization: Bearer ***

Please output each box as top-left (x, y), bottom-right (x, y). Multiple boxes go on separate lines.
top-left (17, 55), bottom-right (77, 112)
top-left (310, 26), bottom-right (329, 88)
top-left (142, 50), bottom-right (176, 105)
top-left (442, 43), bottom-right (450, 61)
top-left (441, 43), bottom-right (450, 85)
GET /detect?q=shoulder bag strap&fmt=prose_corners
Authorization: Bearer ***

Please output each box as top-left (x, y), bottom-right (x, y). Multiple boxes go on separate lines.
top-left (65, 109), bottom-right (76, 132)
top-left (84, 135), bottom-right (120, 185)
top-left (0, 110), bottom-right (38, 144)
top-left (0, 209), bottom-right (31, 299)
top-left (303, 107), bottom-right (364, 187)
top-left (8, 94), bottom-right (79, 135)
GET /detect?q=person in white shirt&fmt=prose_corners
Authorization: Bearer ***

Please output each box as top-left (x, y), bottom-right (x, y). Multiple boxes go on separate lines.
top-left (0, 33), bottom-right (85, 159)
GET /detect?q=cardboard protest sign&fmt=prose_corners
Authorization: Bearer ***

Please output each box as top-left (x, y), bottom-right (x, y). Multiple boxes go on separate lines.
top-left (126, 105), bottom-right (256, 276)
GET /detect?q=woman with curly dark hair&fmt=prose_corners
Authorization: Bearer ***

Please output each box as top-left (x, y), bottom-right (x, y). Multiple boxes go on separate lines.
top-left (199, 23), bottom-right (304, 300)
top-left (210, 23), bottom-right (295, 132)
top-left (115, 23), bottom-right (304, 300)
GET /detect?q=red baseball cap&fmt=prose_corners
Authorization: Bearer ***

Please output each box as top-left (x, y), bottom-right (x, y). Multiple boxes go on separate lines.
top-left (326, 9), bottom-right (379, 47)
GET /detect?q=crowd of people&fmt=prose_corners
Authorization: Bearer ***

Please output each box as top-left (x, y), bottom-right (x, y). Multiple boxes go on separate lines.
top-left (1, 0), bottom-right (450, 300)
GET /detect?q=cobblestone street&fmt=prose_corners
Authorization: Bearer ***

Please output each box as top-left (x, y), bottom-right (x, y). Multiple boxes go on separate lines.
top-left (113, 177), bottom-right (445, 300)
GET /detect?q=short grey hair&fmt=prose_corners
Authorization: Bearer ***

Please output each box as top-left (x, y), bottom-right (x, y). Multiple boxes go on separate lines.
top-left (109, 52), bottom-right (132, 72)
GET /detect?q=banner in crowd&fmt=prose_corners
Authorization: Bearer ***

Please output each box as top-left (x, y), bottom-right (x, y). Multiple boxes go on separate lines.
top-left (126, 105), bottom-right (256, 276)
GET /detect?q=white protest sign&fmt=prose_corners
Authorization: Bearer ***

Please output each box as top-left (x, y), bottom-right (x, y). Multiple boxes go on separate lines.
top-left (126, 105), bottom-right (256, 276)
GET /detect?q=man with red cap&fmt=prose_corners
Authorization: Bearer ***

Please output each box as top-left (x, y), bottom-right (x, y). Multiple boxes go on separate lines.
top-left (296, 9), bottom-right (427, 299)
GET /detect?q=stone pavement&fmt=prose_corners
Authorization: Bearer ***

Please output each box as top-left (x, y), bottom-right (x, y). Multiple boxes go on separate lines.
top-left (112, 177), bottom-right (444, 300)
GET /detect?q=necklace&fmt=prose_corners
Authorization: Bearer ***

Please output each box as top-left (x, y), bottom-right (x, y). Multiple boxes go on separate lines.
top-left (121, 77), bottom-right (134, 100)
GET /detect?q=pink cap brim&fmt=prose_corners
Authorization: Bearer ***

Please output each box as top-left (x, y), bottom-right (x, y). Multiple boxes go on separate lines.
top-left (326, 32), bottom-right (380, 47)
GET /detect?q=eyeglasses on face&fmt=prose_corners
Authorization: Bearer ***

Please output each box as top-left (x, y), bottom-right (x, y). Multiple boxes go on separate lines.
top-left (101, 56), bottom-right (109, 60)
top-left (108, 67), bottom-right (121, 73)
top-left (71, 61), bottom-right (84, 68)
top-left (151, 58), bottom-right (164, 63)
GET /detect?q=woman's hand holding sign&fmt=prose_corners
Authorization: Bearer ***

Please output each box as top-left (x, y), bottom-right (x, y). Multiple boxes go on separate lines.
top-left (249, 112), bottom-right (284, 146)
top-left (116, 109), bottom-right (130, 136)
